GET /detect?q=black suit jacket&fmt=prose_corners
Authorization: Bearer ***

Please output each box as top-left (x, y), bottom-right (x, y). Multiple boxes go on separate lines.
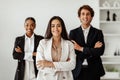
top-left (69, 26), bottom-right (105, 79)
top-left (13, 34), bottom-right (43, 80)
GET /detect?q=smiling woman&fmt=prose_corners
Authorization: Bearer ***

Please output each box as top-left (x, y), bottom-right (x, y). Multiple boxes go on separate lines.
top-left (51, 19), bottom-right (62, 38)
top-left (24, 17), bottom-right (36, 37)
top-left (12, 17), bottom-right (43, 80)
top-left (36, 16), bottom-right (76, 80)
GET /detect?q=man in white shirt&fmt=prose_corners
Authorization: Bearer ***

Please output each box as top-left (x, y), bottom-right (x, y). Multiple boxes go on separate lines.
top-left (69, 5), bottom-right (105, 80)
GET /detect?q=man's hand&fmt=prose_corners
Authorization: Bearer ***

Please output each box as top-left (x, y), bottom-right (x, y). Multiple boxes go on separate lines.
top-left (33, 52), bottom-right (36, 56)
top-left (71, 40), bottom-right (83, 52)
top-left (94, 41), bottom-right (103, 48)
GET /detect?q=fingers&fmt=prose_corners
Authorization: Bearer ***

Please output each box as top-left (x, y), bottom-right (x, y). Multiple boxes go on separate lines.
top-left (15, 46), bottom-right (21, 49)
top-left (97, 41), bottom-right (103, 46)
top-left (37, 60), bottom-right (45, 66)
top-left (94, 41), bottom-right (103, 48)
top-left (37, 60), bottom-right (48, 69)
top-left (15, 48), bottom-right (19, 51)
top-left (17, 46), bottom-right (20, 48)
top-left (66, 58), bottom-right (70, 61)
top-left (33, 52), bottom-right (36, 56)
top-left (15, 46), bottom-right (22, 53)
top-left (71, 40), bottom-right (83, 51)
top-left (71, 40), bottom-right (77, 44)
top-left (37, 60), bottom-right (43, 68)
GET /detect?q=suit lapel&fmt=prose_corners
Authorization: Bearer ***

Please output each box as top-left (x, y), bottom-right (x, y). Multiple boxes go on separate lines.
top-left (46, 38), bottom-right (69, 61)
top-left (78, 26), bottom-right (86, 44)
top-left (60, 38), bottom-right (68, 61)
top-left (34, 34), bottom-right (39, 52)
top-left (45, 38), bottom-right (53, 61)
top-left (87, 26), bottom-right (94, 44)
top-left (34, 35), bottom-right (37, 52)
top-left (19, 35), bottom-right (25, 52)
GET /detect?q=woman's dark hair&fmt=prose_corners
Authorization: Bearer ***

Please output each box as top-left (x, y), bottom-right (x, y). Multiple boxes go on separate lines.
top-left (45, 16), bottom-right (69, 40)
top-left (25, 17), bottom-right (36, 24)
top-left (78, 5), bottom-right (94, 17)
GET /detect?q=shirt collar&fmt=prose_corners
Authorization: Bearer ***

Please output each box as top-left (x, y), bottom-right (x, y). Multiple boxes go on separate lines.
top-left (25, 33), bottom-right (34, 39)
top-left (81, 25), bottom-right (91, 32)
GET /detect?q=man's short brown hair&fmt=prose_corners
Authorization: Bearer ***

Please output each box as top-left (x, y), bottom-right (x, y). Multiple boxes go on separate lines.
top-left (78, 5), bottom-right (94, 17)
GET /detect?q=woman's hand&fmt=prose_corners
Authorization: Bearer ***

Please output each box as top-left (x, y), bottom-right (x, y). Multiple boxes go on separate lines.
top-left (15, 46), bottom-right (22, 53)
top-left (37, 60), bottom-right (54, 69)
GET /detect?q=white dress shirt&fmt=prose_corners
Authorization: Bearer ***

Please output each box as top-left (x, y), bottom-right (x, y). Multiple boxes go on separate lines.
top-left (24, 34), bottom-right (34, 61)
top-left (81, 26), bottom-right (90, 43)
top-left (24, 34), bottom-right (36, 80)
top-left (81, 26), bottom-right (90, 65)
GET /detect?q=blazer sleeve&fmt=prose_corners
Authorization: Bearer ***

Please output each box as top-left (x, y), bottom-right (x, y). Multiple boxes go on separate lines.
top-left (83, 30), bottom-right (105, 57)
top-left (36, 40), bottom-right (45, 68)
top-left (69, 29), bottom-right (85, 60)
top-left (36, 40), bottom-right (76, 72)
top-left (53, 42), bottom-right (76, 71)
top-left (12, 37), bottom-right (24, 60)
top-left (36, 40), bottom-right (56, 74)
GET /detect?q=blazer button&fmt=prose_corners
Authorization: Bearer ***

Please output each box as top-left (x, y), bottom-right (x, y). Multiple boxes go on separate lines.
top-left (63, 76), bottom-right (65, 79)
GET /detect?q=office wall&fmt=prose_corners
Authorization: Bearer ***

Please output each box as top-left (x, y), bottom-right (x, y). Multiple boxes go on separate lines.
top-left (0, 0), bottom-right (99, 79)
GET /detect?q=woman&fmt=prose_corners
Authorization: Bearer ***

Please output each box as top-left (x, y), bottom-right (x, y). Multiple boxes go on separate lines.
top-left (12, 17), bottom-right (43, 80)
top-left (36, 16), bottom-right (76, 80)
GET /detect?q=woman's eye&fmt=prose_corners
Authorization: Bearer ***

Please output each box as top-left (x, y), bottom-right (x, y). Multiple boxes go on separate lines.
top-left (51, 24), bottom-right (55, 27)
top-left (51, 25), bottom-right (54, 27)
top-left (26, 25), bottom-right (28, 27)
top-left (57, 24), bottom-right (61, 27)
top-left (31, 24), bottom-right (34, 27)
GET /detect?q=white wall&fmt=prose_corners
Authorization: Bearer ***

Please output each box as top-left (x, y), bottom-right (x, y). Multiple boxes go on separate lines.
top-left (0, 0), bottom-right (99, 79)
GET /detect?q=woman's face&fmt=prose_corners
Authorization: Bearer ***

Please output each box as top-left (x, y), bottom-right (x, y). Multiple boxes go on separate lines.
top-left (24, 19), bottom-right (36, 36)
top-left (51, 19), bottom-right (62, 38)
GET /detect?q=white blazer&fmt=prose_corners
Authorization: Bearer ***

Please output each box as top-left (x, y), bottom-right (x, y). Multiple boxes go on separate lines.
top-left (36, 38), bottom-right (76, 80)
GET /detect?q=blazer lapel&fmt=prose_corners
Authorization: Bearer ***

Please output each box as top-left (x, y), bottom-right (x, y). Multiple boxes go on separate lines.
top-left (45, 38), bottom-right (53, 61)
top-left (87, 26), bottom-right (94, 44)
top-left (45, 38), bottom-right (69, 61)
top-left (19, 35), bottom-right (25, 52)
top-left (34, 34), bottom-right (39, 52)
top-left (78, 26), bottom-right (86, 44)
top-left (60, 38), bottom-right (68, 61)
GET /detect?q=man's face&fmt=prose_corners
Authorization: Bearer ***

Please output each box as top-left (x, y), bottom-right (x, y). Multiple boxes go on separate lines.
top-left (79, 9), bottom-right (93, 27)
